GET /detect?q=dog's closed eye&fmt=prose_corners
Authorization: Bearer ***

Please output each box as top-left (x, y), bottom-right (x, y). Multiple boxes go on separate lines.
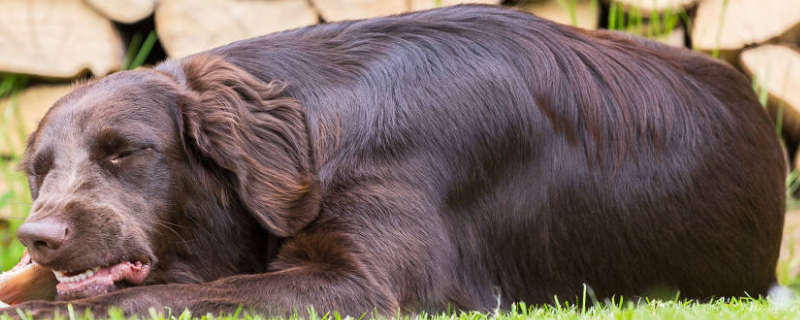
top-left (109, 147), bottom-right (151, 164)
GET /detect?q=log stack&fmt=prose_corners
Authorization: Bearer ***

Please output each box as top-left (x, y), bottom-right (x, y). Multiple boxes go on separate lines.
top-left (740, 45), bottom-right (800, 166)
top-left (84, 0), bottom-right (157, 23)
top-left (0, 0), bottom-right (123, 79)
top-left (2, 0), bottom-right (800, 187)
top-left (155, 0), bottom-right (319, 58)
top-left (520, 0), bottom-right (600, 30)
top-left (693, 0), bottom-right (800, 63)
top-left (310, 0), bottom-right (502, 22)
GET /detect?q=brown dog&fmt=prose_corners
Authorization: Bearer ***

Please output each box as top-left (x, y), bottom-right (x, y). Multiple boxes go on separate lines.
top-left (1, 4), bottom-right (785, 318)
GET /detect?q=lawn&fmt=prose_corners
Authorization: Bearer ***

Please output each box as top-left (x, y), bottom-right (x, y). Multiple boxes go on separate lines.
top-left (5, 298), bottom-right (800, 320)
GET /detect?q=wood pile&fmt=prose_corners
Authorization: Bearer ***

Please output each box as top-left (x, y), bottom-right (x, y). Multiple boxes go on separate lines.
top-left (0, 0), bottom-right (123, 79)
top-left (693, 0), bottom-right (800, 63)
top-left (155, 0), bottom-right (319, 57)
top-left (0, 84), bottom-right (74, 155)
top-left (0, 0), bottom-right (800, 172)
top-left (84, 0), bottom-right (157, 23)
top-left (519, 0), bottom-right (600, 30)
top-left (740, 44), bottom-right (800, 166)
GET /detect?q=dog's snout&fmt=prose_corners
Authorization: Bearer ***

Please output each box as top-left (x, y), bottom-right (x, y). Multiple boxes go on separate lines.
top-left (17, 218), bottom-right (70, 260)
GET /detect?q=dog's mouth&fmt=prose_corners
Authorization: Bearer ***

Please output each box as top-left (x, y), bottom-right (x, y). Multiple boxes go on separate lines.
top-left (50, 260), bottom-right (151, 299)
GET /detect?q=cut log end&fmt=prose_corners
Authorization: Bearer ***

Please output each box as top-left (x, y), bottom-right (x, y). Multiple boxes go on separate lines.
top-left (310, 0), bottom-right (502, 22)
top-left (83, 0), bottom-right (157, 24)
top-left (693, 0), bottom-right (800, 53)
top-left (740, 44), bottom-right (800, 159)
top-left (0, 0), bottom-right (123, 78)
top-left (520, 0), bottom-right (600, 30)
top-left (156, 0), bottom-right (319, 58)
top-left (0, 84), bottom-right (74, 156)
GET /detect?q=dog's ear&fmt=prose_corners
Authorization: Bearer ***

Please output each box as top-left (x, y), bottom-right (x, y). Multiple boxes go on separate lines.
top-left (173, 54), bottom-right (319, 237)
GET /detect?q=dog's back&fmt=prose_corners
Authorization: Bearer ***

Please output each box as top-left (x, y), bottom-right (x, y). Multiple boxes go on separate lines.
top-left (210, 5), bottom-right (785, 310)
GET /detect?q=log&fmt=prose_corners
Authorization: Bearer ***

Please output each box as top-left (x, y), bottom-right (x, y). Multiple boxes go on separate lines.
top-left (310, 0), bottom-right (502, 22)
top-left (310, 0), bottom-right (406, 22)
top-left (0, 0), bottom-right (124, 78)
top-left (657, 27), bottom-right (685, 47)
top-left (410, 0), bottom-right (502, 11)
top-left (156, 0), bottom-right (319, 58)
top-left (603, 0), bottom-right (697, 14)
top-left (83, 0), bottom-right (157, 24)
top-left (519, 0), bottom-right (600, 30)
top-left (693, 0), bottom-right (800, 60)
top-left (0, 84), bottom-right (74, 156)
top-left (739, 44), bottom-right (800, 165)
top-left (781, 210), bottom-right (800, 279)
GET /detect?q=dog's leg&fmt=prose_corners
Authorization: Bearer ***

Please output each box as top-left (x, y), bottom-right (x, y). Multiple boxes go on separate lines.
top-left (0, 263), bottom-right (398, 318)
top-left (1, 226), bottom-right (402, 318)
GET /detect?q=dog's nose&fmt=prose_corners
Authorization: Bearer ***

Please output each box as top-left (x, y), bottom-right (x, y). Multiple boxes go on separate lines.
top-left (17, 218), bottom-right (70, 259)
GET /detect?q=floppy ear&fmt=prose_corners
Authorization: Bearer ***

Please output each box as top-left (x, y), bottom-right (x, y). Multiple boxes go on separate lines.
top-left (175, 54), bottom-right (319, 238)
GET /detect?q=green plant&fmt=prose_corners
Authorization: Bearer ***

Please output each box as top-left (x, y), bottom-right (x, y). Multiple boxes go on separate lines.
top-left (556, 0), bottom-right (598, 29)
top-left (122, 31), bottom-right (159, 71)
top-left (0, 74), bottom-right (31, 271)
top-left (711, 0), bottom-right (731, 59)
top-left (606, 1), bottom-right (687, 42)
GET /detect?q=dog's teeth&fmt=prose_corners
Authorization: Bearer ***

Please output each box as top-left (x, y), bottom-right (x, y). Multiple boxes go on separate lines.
top-left (53, 268), bottom-right (99, 283)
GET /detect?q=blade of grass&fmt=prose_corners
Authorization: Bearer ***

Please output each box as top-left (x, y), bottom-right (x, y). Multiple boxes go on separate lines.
top-left (129, 31), bottom-right (158, 70)
top-left (712, 0), bottom-right (730, 59)
top-left (609, 1), bottom-right (618, 31)
top-left (122, 32), bottom-right (144, 70)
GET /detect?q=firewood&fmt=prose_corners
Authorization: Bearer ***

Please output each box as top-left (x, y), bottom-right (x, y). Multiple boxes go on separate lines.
top-left (0, 84), bottom-right (74, 156)
top-left (519, 0), bottom-right (600, 30)
top-left (83, 0), bottom-right (157, 24)
top-left (310, 0), bottom-right (502, 22)
top-left (155, 0), bottom-right (318, 58)
top-left (693, 0), bottom-right (800, 61)
top-left (410, 0), bottom-right (502, 11)
top-left (740, 44), bottom-right (800, 164)
top-left (0, 0), bottom-right (123, 78)
top-left (309, 0), bottom-right (405, 21)
top-left (658, 27), bottom-right (685, 47)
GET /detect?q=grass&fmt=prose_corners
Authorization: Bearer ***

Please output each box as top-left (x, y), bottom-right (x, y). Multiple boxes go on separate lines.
top-left (5, 298), bottom-right (800, 320)
top-left (2, 2), bottom-right (800, 319)
top-left (0, 74), bottom-right (31, 272)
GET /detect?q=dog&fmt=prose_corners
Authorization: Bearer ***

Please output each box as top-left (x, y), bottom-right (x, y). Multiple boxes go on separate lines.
top-left (1, 4), bottom-right (785, 318)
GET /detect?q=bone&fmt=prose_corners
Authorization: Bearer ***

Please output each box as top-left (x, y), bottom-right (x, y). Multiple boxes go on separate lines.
top-left (0, 251), bottom-right (57, 305)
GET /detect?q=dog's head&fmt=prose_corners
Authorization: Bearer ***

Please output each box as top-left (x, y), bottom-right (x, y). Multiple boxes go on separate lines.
top-left (17, 55), bottom-right (319, 300)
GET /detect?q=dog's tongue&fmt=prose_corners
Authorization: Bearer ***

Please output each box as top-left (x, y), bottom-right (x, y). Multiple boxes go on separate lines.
top-left (57, 261), bottom-right (150, 299)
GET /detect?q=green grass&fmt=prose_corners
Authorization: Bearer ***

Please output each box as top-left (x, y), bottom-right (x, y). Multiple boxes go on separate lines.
top-left (122, 31), bottom-right (158, 71)
top-left (0, 74), bottom-right (32, 271)
top-left (5, 298), bottom-right (800, 320)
